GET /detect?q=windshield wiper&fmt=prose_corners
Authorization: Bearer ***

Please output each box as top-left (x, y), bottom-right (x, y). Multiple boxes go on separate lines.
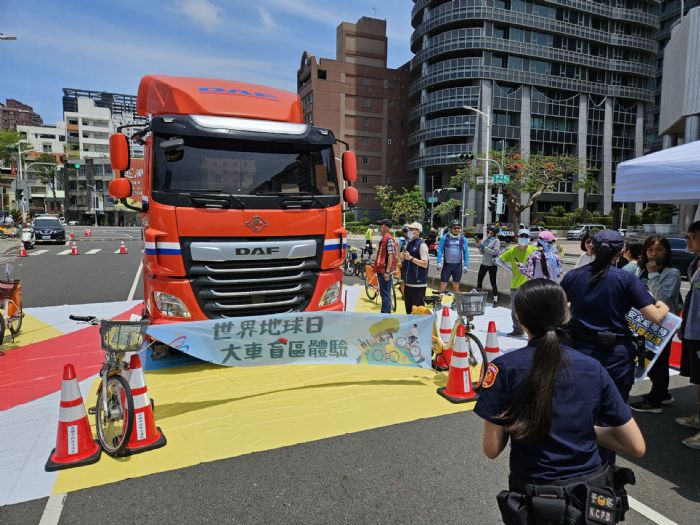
top-left (184, 189), bottom-right (246, 209)
top-left (271, 192), bottom-right (326, 209)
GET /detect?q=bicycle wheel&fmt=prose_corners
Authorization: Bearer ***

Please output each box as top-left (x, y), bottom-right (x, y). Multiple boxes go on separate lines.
top-left (465, 332), bottom-right (487, 389)
top-left (7, 299), bottom-right (22, 336)
top-left (96, 373), bottom-right (134, 456)
top-left (391, 282), bottom-right (397, 312)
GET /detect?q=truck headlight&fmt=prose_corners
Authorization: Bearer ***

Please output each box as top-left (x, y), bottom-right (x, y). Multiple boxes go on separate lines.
top-left (319, 281), bottom-right (341, 307)
top-left (153, 292), bottom-right (191, 318)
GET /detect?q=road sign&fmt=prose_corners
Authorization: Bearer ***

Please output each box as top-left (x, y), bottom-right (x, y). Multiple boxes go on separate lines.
top-left (427, 196), bottom-right (437, 203)
top-left (493, 174), bottom-right (510, 184)
top-left (475, 176), bottom-right (494, 185)
top-left (496, 194), bottom-right (505, 215)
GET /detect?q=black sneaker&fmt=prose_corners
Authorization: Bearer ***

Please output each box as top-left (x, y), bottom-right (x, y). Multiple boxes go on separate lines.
top-left (507, 330), bottom-right (525, 337)
top-left (630, 400), bottom-right (662, 413)
top-left (642, 394), bottom-right (674, 406)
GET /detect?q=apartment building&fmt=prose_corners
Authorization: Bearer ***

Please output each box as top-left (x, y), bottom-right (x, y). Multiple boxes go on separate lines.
top-left (409, 0), bottom-right (658, 223)
top-left (0, 98), bottom-right (42, 131)
top-left (297, 17), bottom-right (412, 219)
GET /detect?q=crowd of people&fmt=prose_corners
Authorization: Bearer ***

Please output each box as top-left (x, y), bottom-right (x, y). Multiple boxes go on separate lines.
top-left (362, 218), bottom-right (700, 522)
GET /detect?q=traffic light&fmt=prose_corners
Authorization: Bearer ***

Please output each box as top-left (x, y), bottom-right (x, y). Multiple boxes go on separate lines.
top-left (488, 194), bottom-right (497, 210)
top-left (456, 153), bottom-right (475, 162)
top-left (74, 162), bottom-right (81, 169)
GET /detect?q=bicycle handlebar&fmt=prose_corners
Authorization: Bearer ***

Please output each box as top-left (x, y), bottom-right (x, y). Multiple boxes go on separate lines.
top-left (69, 315), bottom-right (97, 322)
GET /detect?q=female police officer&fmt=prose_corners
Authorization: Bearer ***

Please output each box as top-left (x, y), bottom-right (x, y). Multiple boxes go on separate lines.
top-left (560, 230), bottom-right (669, 403)
top-left (475, 279), bottom-right (645, 524)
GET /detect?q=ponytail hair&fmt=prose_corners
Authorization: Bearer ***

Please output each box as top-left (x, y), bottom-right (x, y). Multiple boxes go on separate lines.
top-left (502, 279), bottom-right (570, 442)
top-left (589, 238), bottom-right (624, 287)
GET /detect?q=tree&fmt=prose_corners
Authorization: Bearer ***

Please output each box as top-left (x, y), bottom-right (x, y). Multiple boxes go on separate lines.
top-left (574, 175), bottom-right (598, 211)
top-left (32, 153), bottom-right (60, 210)
top-left (433, 198), bottom-right (462, 222)
top-left (374, 184), bottom-right (426, 225)
top-left (0, 130), bottom-right (27, 167)
top-left (451, 149), bottom-right (581, 226)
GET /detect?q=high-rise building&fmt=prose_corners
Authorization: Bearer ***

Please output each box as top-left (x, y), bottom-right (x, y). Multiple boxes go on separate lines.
top-left (409, 0), bottom-right (658, 223)
top-left (62, 88), bottom-right (146, 157)
top-left (649, 0), bottom-right (700, 151)
top-left (0, 98), bottom-right (43, 130)
top-left (297, 17), bottom-right (412, 219)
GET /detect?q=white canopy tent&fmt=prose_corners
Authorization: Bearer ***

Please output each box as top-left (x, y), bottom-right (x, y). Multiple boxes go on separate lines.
top-left (614, 140), bottom-right (700, 203)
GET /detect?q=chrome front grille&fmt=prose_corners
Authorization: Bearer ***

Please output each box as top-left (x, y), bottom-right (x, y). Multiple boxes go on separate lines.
top-left (183, 237), bottom-right (321, 318)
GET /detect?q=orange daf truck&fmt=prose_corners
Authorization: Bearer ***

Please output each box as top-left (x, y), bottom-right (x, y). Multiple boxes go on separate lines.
top-left (109, 75), bottom-right (358, 323)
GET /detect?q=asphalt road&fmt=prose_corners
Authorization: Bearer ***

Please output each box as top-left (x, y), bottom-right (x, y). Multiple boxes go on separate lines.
top-left (1, 227), bottom-right (698, 524)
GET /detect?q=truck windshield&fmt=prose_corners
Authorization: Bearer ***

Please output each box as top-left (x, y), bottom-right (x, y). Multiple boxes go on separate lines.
top-left (153, 134), bottom-right (338, 196)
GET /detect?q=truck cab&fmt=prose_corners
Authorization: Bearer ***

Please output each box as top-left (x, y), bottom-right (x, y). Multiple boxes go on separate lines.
top-left (109, 75), bottom-right (358, 322)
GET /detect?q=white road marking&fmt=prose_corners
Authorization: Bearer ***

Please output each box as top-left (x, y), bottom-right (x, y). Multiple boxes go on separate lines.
top-left (85, 249), bottom-right (101, 255)
top-left (39, 492), bottom-right (66, 525)
top-left (628, 496), bottom-right (679, 525)
top-left (128, 261), bottom-right (143, 301)
top-left (31, 250), bottom-right (48, 256)
top-left (56, 249), bottom-right (71, 255)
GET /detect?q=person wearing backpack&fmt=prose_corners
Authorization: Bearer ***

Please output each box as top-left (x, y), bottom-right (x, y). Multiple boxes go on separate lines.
top-left (373, 219), bottom-right (398, 313)
top-left (437, 220), bottom-right (469, 295)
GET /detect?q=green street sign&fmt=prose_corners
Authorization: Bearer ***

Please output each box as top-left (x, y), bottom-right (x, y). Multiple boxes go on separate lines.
top-left (493, 173), bottom-right (510, 184)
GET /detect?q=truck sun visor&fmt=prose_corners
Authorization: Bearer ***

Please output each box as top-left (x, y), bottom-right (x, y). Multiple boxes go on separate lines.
top-left (191, 115), bottom-right (308, 135)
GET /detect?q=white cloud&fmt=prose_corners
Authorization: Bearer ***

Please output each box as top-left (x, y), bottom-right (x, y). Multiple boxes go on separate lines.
top-left (257, 6), bottom-right (278, 30)
top-left (174, 0), bottom-right (223, 32)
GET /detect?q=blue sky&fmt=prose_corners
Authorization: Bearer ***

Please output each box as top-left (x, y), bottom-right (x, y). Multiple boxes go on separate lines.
top-left (0, 0), bottom-right (414, 124)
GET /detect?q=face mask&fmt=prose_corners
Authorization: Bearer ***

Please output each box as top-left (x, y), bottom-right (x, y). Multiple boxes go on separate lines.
top-left (407, 231), bottom-right (417, 240)
top-left (518, 237), bottom-right (530, 246)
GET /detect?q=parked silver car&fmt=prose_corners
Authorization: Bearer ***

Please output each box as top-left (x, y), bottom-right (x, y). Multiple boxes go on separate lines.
top-left (566, 223), bottom-right (606, 240)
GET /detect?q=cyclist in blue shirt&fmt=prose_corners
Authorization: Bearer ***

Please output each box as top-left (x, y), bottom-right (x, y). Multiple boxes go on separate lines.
top-left (475, 279), bottom-right (644, 524)
top-left (437, 220), bottom-right (469, 295)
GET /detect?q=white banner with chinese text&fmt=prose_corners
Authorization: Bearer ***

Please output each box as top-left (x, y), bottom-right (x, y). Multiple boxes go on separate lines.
top-left (626, 309), bottom-right (683, 381)
top-left (146, 311), bottom-right (433, 368)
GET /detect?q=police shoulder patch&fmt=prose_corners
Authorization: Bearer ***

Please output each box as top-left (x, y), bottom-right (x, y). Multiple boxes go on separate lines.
top-left (482, 362), bottom-right (499, 389)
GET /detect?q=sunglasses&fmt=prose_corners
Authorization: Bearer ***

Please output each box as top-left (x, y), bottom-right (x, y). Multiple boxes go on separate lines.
top-left (451, 226), bottom-right (461, 229)
top-left (518, 234), bottom-right (529, 239)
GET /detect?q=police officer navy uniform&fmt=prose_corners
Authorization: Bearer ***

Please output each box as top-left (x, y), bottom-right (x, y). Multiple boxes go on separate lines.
top-left (560, 230), bottom-right (669, 403)
top-left (474, 279), bottom-right (645, 524)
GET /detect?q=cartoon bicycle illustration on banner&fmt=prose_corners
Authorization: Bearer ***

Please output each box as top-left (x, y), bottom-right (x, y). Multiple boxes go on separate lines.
top-left (357, 317), bottom-right (427, 366)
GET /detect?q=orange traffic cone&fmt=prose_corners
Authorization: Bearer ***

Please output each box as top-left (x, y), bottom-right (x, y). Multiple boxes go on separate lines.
top-left (45, 364), bottom-right (101, 471)
top-left (437, 324), bottom-right (477, 403)
top-left (485, 321), bottom-right (502, 362)
top-left (71, 241), bottom-right (79, 255)
top-left (119, 241), bottom-right (128, 254)
top-left (123, 354), bottom-right (166, 455)
top-left (19, 241), bottom-right (27, 257)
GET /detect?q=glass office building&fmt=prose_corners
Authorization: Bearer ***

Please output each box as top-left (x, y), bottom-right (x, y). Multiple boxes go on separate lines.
top-left (409, 0), bottom-right (658, 221)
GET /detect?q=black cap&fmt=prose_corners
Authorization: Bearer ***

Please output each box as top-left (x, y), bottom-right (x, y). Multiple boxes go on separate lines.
top-left (378, 219), bottom-right (392, 227)
top-left (487, 226), bottom-right (499, 234)
top-left (592, 229), bottom-right (624, 251)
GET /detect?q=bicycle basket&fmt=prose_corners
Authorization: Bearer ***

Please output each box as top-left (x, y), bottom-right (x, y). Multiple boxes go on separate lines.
top-left (99, 320), bottom-right (149, 353)
top-left (454, 291), bottom-right (487, 317)
top-left (0, 280), bottom-right (20, 301)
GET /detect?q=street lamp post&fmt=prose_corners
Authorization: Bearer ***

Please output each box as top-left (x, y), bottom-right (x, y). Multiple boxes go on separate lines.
top-left (464, 105), bottom-right (491, 240)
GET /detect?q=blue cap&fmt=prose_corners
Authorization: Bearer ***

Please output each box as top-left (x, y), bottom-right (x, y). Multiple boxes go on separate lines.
top-left (592, 229), bottom-right (624, 251)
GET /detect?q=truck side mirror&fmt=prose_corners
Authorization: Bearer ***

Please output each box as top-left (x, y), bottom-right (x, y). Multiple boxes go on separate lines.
top-left (343, 186), bottom-right (358, 205)
top-left (342, 151), bottom-right (357, 182)
top-left (109, 178), bottom-right (132, 199)
top-left (110, 133), bottom-right (130, 172)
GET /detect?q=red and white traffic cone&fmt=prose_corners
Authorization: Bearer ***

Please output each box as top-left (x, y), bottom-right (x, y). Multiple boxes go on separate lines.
top-left (45, 364), bottom-right (101, 471)
top-left (437, 324), bottom-right (477, 403)
top-left (123, 354), bottom-right (166, 455)
top-left (485, 321), bottom-right (502, 362)
top-left (435, 306), bottom-right (452, 370)
top-left (71, 241), bottom-right (79, 255)
top-left (69, 231), bottom-right (75, 241)
top-left (119, 240), bottom-right (127, 254)
top-left (19, 241), bottom-right (27, 257)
